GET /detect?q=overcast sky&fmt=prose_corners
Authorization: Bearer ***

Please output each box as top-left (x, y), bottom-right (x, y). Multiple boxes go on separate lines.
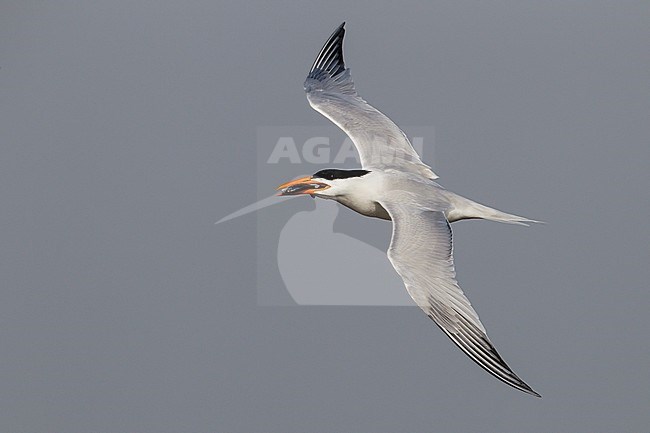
top-left (1, 1), bottom-right (649, 432)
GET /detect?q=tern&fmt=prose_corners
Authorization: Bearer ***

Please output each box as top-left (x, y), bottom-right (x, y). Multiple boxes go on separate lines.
top-left (277, 23), bottom-right (541, 397)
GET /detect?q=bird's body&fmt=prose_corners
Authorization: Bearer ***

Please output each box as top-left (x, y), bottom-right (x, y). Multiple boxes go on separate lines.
top-left (314, 169), bottom-right (535, 224)
top-left (277, 23), bottom-right (541, 397)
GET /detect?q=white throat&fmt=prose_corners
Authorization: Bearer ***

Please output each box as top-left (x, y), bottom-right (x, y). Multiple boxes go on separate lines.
top-left (315, 172), bottom-right (390, 220)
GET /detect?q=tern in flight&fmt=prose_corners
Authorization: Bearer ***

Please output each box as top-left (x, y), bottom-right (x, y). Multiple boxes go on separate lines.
top-left (277, 23), bottom-right (541, 397)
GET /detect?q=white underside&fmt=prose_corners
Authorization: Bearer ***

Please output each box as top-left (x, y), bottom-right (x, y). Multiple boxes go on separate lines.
top-left (314, 170), bottom-right (536, 225)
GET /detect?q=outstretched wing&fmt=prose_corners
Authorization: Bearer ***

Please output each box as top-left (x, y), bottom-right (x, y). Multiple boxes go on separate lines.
top-left (304, 23), bottom-right (438, 179)
top-left (379, 197), bottom-right (540, 397)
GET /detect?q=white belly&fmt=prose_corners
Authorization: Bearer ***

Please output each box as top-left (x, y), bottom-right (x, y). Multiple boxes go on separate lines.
top-left (336, 195), bottom-right (391, 220)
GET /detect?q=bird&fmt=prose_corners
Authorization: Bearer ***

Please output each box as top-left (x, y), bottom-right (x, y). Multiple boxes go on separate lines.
top-left (277, 22), bottom-right (541, 397)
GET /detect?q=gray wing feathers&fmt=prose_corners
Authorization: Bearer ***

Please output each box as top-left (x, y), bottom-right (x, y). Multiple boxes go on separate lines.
top-left (380, 198), bottom-right (540, 397)
top-left (304, 23), bottom-right (438, 179)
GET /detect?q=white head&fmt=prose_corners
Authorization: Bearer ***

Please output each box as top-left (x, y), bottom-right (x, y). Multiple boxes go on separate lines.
top-left (277, 169), bottom-right (371, 199)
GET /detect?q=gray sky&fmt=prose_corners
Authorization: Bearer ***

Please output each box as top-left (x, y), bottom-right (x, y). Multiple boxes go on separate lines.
top-left (1, 1), bottom-right (649, 432)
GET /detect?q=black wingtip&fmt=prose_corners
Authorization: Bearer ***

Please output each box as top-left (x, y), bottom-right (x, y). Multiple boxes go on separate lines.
top-left (308, 22), bottom-right (347, 77)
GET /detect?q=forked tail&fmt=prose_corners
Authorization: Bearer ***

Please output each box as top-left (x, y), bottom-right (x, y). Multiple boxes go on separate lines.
top-left (446, 193), bottom-right (541, 225)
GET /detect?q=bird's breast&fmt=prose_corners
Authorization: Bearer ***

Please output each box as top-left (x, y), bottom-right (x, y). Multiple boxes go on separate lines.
top-left (336, 195), bottom-right (391, 220)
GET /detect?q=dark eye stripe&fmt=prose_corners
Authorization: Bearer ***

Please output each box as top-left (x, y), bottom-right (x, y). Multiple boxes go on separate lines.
top-left (313, 169), bottom-right (370, 180)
